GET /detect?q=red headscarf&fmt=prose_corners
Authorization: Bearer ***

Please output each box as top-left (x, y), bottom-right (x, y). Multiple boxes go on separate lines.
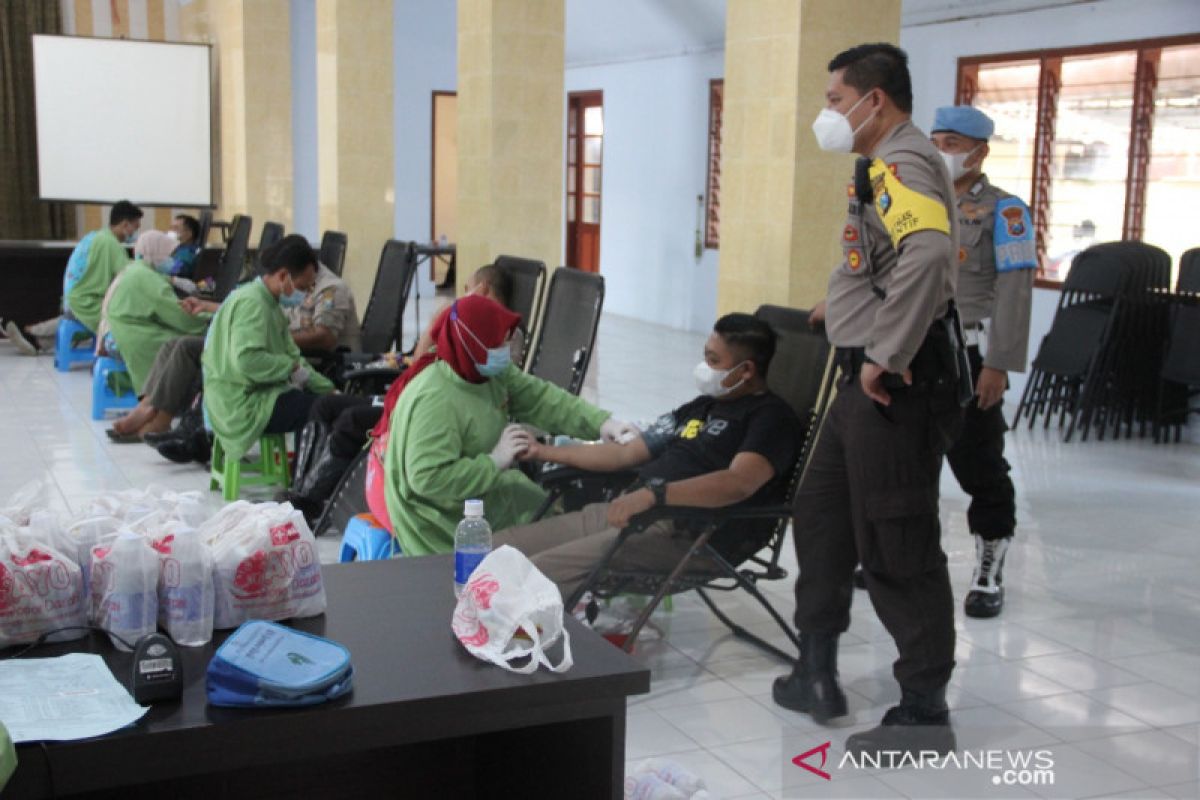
top-left (369, 295), bottom-right (521, 441)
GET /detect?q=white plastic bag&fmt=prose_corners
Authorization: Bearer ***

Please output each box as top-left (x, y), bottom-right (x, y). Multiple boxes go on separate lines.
top-left (0, 531), bottom-right (87, 647)
top-left (67, 516), bottom-right (120, 598)
top-left (151, 525), bottom-right (215, 647)
top-left (90, 531), bottom-right (158, 651)
top-left (210, 506), bottom-right (325, 629)
top-left (451, 545), bottom-right (572, 674)
top-left (0, 480), bottom-right (49, 527)
top-left (627, 760), bottom-right (709, 799)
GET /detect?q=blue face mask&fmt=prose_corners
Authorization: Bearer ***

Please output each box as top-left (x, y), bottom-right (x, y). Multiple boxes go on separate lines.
top-left (279, 289), bottom-right (306, 308)
top-left (476, 346), bottom-right (512, 377)
top-left (153, 258), bottom-right (174, 275)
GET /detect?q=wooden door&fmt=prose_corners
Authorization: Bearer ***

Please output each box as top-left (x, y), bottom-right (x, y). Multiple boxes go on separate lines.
top-left (566, 91), bottom-right (603, 272)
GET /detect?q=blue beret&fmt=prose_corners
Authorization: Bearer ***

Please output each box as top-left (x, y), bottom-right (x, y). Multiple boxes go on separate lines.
top-left (932, 106), bottom-right (994, 140)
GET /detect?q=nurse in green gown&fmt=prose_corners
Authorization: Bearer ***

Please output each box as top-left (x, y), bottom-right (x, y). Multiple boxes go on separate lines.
top-left (202, 235), bottom-right (334, 463)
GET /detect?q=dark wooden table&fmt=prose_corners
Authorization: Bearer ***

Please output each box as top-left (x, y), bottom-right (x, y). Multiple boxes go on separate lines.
top-left (6, 557), bottom-right (649, 799)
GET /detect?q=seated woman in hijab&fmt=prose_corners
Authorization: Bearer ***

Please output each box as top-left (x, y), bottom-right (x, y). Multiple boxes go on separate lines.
top-left (103, 230), bottom-right (213, 441)
top-left (371, 294), bottom-right (630, 556)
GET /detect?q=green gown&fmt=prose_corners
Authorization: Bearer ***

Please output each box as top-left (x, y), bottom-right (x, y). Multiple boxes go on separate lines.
top-left (202, 279), bottom-right (333, 461)
top-left (66, 227), bottom-right (129, 333)
top-left (383, 360), bottom-right (610, 556)
top-left (107, 262), bottom-right (212, 394)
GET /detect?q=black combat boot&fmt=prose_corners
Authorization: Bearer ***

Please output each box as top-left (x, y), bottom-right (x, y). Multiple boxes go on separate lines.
top-left (276, 438), bottom-right (351, 528)
top-left (844, 685), bottom-right (956, 758)
top-left (964, 535), bottom-right (1010, 619)
top-left (771, 632), bottom-right (848, 723)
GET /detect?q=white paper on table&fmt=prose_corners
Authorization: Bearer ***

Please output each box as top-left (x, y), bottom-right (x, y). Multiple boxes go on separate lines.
top-left (0, 653), bottom-right (149, 743)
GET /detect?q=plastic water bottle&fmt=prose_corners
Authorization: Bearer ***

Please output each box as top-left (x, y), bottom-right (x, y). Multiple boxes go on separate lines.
top-left (454, 499), bottom-right (491, 597)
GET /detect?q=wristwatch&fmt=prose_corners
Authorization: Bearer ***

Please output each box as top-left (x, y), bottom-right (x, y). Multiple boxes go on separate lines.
top-left (646, 477), bottom-right (668, 506)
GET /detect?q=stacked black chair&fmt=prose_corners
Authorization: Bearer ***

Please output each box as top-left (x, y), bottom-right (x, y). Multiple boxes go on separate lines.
top-left (525, 267), bottom-right (604, 396)
top-left (211, 214), bottom-right (252, 301)
top-left (494, 255), bottom-right (546, 370)
top-left (535, 305), bottom-right (834, 661)
top-left (1154, 247), bottom-right (1200, 442)
top-left (320, 230), bottom-right (348, 277)
top-left (1013, 242), bottom-right (1175, 441)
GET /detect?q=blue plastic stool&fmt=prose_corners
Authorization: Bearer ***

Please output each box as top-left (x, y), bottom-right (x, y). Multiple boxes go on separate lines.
top-left (91, 357), bottom-right (139, 420)
top-left (54, 318), bottom-right (95, 372)
top-left (340, 513), bottom-right (398, 562)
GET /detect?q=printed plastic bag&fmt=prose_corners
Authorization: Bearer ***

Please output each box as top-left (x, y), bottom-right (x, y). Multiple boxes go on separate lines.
top-left (90, 531), bottom-right (158, 651)
top-left (150, 525), bottom-right (215, 647)
top-left (67, 516), bottom-right (120, 598)
top-left (210, 506), bottom-right (325, 629)
top-left (451, 545), bottom-right (572, 674)
top-left (0, 531), bottom-right (87, 647)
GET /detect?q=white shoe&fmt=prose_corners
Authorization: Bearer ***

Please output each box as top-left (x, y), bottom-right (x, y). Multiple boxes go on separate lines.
top-left (4, 322), bottom-right (40, 356)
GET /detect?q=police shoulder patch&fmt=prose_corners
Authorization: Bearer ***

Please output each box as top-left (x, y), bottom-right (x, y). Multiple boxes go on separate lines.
top-left (993, 196), bottom-right (1037, 272)
top-left (867, 158), bottom-right (951, 249)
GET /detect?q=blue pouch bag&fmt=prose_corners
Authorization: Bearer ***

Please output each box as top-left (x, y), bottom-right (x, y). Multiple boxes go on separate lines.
top-left (206, 620), bottom-right (353, 708)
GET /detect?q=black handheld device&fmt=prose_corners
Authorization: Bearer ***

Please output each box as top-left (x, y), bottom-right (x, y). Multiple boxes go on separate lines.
top-left (131, 633), bottom-right (184, 704)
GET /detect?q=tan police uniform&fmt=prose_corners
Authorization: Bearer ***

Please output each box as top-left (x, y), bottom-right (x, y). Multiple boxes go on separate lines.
top-left (792, 119), bottom-right (964, 696)
top-left (286, 262), bottom-right (362, 350)
top-left (946, 175), bottom-right (1035, 560)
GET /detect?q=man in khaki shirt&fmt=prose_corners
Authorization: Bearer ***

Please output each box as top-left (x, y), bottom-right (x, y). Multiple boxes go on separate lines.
top-left (772, 43), bottom-right (963, 759)
top-left (931, 106), bottom-right (1036, 619)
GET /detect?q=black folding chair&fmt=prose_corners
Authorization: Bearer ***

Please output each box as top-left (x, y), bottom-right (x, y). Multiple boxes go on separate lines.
top-left (258, 221), bottom-right (285, 253)
top-left (543, 305), bottom-right (834, 662)
top-left (1177, 248), bottom-right (1200, 296)
top-left (1155, 301), bottom-right (1200, 443)
top-left (312, 449), bottom-right (371, 538)
top-left (494, 255), bottom-right (546, 370)
top-left (339, 240), bottom-right (419, 395)
top-left (197, 209), bottom-right (213, 248)
top-left (1014, 244), bottom-right (1126, 441)
top-left (320, 230), bottom-right (348, 277)
top-left (211, 214), bottom-right (253, 301)
top-left (525, 267), bottom-right (604, 395)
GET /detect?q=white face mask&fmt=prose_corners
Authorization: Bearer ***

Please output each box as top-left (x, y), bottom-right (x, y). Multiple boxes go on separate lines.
top-left (694, 360), bottom-right (747, 398)
top-left (940, 145), bottom-right (982, 181)
top-left (812, 92), bottom-right (876, 153)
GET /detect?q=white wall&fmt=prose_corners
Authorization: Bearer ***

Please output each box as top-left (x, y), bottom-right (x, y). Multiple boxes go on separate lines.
top-left (902, 0), bottom-right (1200, 138)
top-left (901, 0), bottom-right (1200, 410)
top-left (393, 0), bottom-right (457, 303)
top-left (566, 50), bottom-right (723, 333)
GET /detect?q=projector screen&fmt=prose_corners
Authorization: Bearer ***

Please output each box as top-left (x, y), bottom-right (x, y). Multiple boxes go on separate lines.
top-left (32, 35), bottom-right (213, 207)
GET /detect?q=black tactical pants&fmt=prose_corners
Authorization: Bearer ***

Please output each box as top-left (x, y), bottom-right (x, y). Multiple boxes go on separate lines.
top-left (792, 359), bottom-right (962, 694)
top-left (944, 346), bottom-right (1017, 540)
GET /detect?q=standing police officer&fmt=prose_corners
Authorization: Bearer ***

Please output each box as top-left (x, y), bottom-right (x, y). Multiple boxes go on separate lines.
top-left (772, 43), bottom-right (963, 758)
top-left (931, 106), bottom-right (1036, 619)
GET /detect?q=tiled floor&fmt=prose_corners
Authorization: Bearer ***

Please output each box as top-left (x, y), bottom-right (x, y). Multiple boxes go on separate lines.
top-left (2, 313), bottom-right (1198, 799)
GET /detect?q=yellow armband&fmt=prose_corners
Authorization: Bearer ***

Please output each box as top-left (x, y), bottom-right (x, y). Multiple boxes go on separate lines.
top-left (869, 158), bottom-right (951, 249)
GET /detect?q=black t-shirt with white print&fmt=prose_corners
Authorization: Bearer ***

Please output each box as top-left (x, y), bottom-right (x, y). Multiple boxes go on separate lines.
top-left (637, 391), bottom-right (802, 509)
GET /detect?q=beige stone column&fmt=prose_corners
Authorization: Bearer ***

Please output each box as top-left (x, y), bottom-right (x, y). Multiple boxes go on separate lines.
top-left (717, 0), bottom-right (901, 314)
top-left (316, 1), bottom-right (395, 307)
top-left (180, 0), bottom-right (293, 230)
top-left (457, 0), bottom-right (565, 287)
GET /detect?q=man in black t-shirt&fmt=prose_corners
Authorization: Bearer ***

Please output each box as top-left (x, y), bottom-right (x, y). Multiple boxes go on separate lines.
top-left (493, 313), bottom-right (803, 599)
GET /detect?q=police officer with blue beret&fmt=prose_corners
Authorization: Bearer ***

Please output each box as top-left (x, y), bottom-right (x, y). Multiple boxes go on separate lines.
top-left (930, 105), bottom-right (1036, 618)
